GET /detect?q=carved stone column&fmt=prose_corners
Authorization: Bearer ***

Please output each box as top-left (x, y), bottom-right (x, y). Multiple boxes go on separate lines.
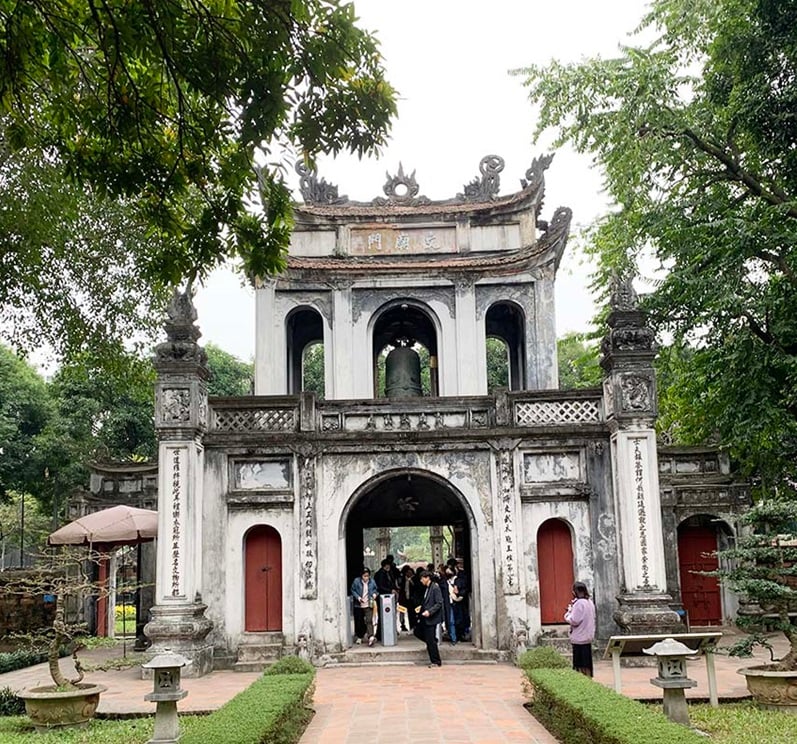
top-left (601, 275), bottom-right (681, 634)
top-left (376, 528), bottom-right (391, 562)
top-left (145, 290), bottom-right (213, 677)
top-left (429, 526), bottom-right (444, 568)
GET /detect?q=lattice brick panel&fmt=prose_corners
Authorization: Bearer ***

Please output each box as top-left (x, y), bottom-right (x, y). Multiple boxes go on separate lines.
top-left (515, 399), bottom-right (601, 426)
top-left (213, 408), bottom-right (296, 432)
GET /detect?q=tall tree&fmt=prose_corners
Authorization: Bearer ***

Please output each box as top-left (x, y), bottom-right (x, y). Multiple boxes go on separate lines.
top-left (557, 332), bottom-right (602, 391)
top-left (517, 0), bottom-right (797, 485)
top-left (1, 1), bottom-right (396, 284)
top-left (206, 343), bottom-right (253, 397)
top-left (0, 346), bottom-right (52, 501)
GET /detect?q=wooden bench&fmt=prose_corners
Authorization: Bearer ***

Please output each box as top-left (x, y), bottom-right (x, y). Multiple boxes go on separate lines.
top-left (603, 632), bottom-right (723, 706)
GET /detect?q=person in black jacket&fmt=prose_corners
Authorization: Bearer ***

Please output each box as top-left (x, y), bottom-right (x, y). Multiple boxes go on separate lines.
top-left (413, 570), bottom-right (444, 667)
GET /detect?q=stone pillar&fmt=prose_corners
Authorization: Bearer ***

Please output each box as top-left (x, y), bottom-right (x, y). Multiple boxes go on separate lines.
top-left (145, 290), bottom-right (214, 677)
top-left (376, 528), bottom-right (391, 562)
top-left (254, 278), bottom-right (281, 394)
top-left (429, 526), bottom-right (444, 568)
top-left (453, 276), bottom-right (484, 395)
top-left (601, 275), bottom-right (681, 634)
top-left (331, 280), bottom-right (354, 399)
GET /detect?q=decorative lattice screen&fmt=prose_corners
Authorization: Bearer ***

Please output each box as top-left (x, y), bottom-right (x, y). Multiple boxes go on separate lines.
top-left (212, 408), bottom-right (296, 432)
top-left (514, 399), bottom-right (601, 426)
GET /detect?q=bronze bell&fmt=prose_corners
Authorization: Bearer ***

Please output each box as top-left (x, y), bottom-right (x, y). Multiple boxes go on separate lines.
top-left (385, 346), bottom-right (422, 398)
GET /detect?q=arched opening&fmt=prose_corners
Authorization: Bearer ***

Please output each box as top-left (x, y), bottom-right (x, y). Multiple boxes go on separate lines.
top-left (342, 471), bottom-right (475, 643)
top-left (286, 307), bottom-right (324, 396)
top-left (677, 515), bottom-right (731, 626)
top-left (537, 519), bottom-right (575, 624)
top-left (244, 525), bottom-right (282, 632)
top-left (372, 303), bottom-right (438, 397)
top-left (485, 302), bottom-right (526, 390)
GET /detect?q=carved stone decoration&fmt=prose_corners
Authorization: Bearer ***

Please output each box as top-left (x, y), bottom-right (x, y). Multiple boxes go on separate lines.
top-left (594, 512), bottom-right (617, 561)
top-left (162, 389), bottom-right (191, 424)
top-left (372, 163), bottom-right (430, 206)
top-left (609, 271), bottom-right (640, 312)
top-left (458, 155), bottom-right (505, 201)
top-left (294, 161), bottom-right (348, 205)
top-left (298, 455), bottom-right (318, 599)
top-left (620, 373), bottom-right (653, 412)
top-left (169, 448), bottom-right (183, 597)
top-left (520, 153), bottom-right (554, 190)
top-left (154, 290), bottom-right (207, 366)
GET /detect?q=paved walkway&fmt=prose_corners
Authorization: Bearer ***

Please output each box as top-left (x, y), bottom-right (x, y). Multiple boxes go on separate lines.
top-left (0, 629), bottom-right (786, 741)
top-left (300, 663), bottom-right (556, 744)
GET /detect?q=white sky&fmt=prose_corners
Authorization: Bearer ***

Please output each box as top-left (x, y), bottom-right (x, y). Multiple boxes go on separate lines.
top-left (194, 0), bottom-right (651, 362)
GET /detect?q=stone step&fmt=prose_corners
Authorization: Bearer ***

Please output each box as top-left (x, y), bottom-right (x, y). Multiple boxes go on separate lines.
top-left (334, 637), bottom-right (508, 665)
top-left (234, 631), bottom-right (285, 672)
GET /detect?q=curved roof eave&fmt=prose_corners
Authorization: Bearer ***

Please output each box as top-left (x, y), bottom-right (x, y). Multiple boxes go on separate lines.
top-left (282, 207), bottom-right (573, 281)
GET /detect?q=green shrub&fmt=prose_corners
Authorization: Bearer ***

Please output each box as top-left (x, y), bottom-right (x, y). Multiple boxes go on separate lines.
top-left (181, 672), bottom-right (314, 744)
top-left (517, 646), bottom-right (570, 670)
top-left (0, 646), bottom-right (70, 674)
top-left (264, 656), bottom-right (314, 676)
top-left (526, 668), bottom-right (705, 744)
top-left (0, 688), bottom-right (25, 717)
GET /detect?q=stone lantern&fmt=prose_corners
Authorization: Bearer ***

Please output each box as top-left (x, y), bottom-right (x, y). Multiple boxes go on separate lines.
top-left (643, 637), bottom-right (697, 726)
top-left (143, 649), bottom-right (189, 744)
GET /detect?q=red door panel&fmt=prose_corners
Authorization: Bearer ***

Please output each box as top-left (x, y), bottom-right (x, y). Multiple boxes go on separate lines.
top-left (538, 520), bottom-right (575, 624)
top-left (245, 526), bottom-right (282, 632)
top-left (678, 526), bottom-right (721, 626)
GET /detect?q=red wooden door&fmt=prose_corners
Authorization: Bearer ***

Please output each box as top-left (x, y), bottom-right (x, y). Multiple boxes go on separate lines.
top-left (245, 526), bottom-right (282, 632)
top-left (538, 519), bottom-right (575, 624)
top-left (678, 525), bottom-right (722, 625)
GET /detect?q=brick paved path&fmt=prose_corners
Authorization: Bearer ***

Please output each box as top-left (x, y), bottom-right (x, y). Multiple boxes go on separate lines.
top-left (300, 663), bottom-right (556, 744)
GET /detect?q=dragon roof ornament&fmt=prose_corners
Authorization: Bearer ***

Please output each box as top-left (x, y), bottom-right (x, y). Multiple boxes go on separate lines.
top-left (294, 153), bottom-right (554, 209)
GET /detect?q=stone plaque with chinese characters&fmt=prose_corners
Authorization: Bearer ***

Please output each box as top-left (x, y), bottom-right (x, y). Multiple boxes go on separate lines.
top-left (523, 452), bottom-right (581, 483)
top-left (350, 226), bottom-right (456, 255)
top-left (232, 460), bottom-right (291, 491)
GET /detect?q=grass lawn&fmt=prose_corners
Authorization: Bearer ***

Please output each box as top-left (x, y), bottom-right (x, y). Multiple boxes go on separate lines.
top-left (689, 702), bottom-right (795, 743)
top-left (0, 715), bottom-right (207, 743)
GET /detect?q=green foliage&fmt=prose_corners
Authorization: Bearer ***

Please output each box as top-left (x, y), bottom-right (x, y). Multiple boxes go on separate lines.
top-left (0, 1), bottom-right (397, 291)
top-left (516, 646), bottom-right (570, 670)
top-left (263, 656), bottom-right (314, 676)
top-left (0, 649), bottom-right (51, 675)
top-left (0, 714), bottom-right (204, 742)
top-left (206, 344), bottom-right (253, 397)
top-left (0, 493), bottom-right (52, 566)
top-left (690, 701), bottom-right (797, 744)
top-left (0, 139), bottom-right (171, 361)
top-left (0, 347), bottom-right (52, 501)
top-left (714, 498), bottom-right (797, 669)
top-left (486, 337), bottom-right (509, 392)
top-left (301, 343), bottom-right (325, 400)
top-left (181, 672), bottom-right (314, 744)
top-left (557, 332), bottom-right (602, 390)
top-left (516, 0), bottom-right (797, 484)
top-left (0, 688), bottom-right (25, 717)
top-left (526, 668), bottom-right (705, 744)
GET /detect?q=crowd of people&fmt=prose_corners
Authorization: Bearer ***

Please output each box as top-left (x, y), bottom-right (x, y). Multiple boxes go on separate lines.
top-left (350, 554), bottom-right (471, 666)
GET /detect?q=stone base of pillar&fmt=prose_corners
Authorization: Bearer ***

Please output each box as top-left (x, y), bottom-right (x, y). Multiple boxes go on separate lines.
top-left (613, 591), bottom-right (683, 635)
top-left (143, 602), bottom-right (214, 678)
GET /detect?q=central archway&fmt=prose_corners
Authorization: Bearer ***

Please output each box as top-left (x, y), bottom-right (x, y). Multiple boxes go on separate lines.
top-left (340, 469), bottom-right (478, 644)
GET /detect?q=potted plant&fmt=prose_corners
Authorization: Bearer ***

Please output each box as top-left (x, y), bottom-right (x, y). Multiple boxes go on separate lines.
top-left (716, 499), bottom-right (797, 711)
top-left (8, 548), bottom-right (111, 732)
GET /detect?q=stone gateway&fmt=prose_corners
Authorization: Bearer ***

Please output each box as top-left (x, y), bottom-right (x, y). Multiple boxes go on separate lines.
top-left (137, 156), bottom-right (748, 674)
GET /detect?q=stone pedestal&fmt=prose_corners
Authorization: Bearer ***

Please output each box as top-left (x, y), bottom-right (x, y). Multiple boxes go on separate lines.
top-left (429, 525), bottom-right (444, 568)
top-left (614, 592), bottom-right (683, 635)
top-left (143, 603), bottom-right (214, 679)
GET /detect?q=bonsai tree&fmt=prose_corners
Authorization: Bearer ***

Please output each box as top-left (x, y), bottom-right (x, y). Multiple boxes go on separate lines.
top-left (716, 499), bottom-right (797, 671)
top-left (6, 547), bottom-right (119, 688)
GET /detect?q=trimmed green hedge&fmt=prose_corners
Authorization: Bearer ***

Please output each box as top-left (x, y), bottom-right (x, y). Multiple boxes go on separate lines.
top-left (517, 646), bottom-right (570, 670)
top-left (0, 649), bottom-right (56, 674)
top-left (263, 656), bottom-right (314, 676)
top-left (526, 668), bottom-right (705, 744)
top-left (180, 672), bottom-right (314, 744)
top-left (0, 687), bottom-right (25, 717)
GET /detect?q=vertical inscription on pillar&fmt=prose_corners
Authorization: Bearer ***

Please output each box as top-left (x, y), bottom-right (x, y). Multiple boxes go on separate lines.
top-left (170, 448), bottom-right (183, 597)
top-left (299, 457), bottom-right (317, 599)
top-left (498, 449), bottom-right (519, 595)
top-left (632, 438), bottom-right (651, 589)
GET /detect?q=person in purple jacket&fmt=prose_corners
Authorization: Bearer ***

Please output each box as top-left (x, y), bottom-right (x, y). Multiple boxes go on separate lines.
top-left (564, 581), bottom-right (596, 676)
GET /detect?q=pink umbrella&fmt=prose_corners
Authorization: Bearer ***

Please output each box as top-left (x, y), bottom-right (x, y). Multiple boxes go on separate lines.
top-left (48, 504), bottom-right (158, 547)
